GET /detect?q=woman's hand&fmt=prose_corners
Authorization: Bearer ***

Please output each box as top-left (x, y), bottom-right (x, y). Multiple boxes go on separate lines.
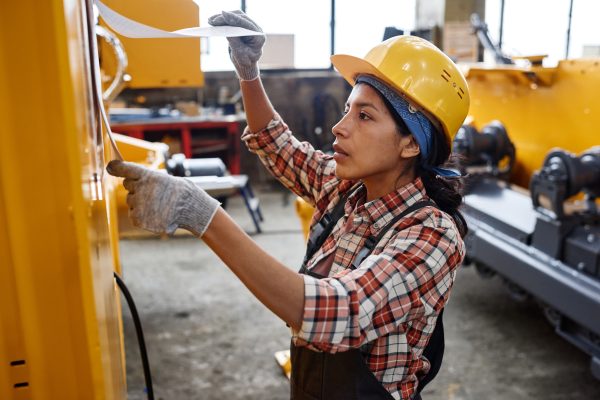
top-left (107, 160), bottom-right (220, 237)
top-left (208, 10), bottom-right (265, 81)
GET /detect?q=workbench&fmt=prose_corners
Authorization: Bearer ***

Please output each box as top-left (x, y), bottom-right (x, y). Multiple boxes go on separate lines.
top-left (111, 115), bottom-right (244, 174)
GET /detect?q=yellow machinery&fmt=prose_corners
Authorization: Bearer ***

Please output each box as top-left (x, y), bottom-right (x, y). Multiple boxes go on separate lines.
top-left (0, 0), bottom-right (128, 398)
top-left (295, 197), bottom-right (315, 241)
top-left (458, 54), bottom-right (600, 379)
top-left (464, 59), bottom-right (600, 188)
top-left (100, 0), bottom-right (203, 89)
top-left (0, 0), bottom-right (205, 395)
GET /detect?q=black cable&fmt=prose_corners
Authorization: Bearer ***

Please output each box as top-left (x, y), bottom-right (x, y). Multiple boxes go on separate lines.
top-left (565, 0), bottom-right (574, 59)
top-left (114, 272), bottom-right (155, 400)
top-left (498, 0), bottom-right (505, 50)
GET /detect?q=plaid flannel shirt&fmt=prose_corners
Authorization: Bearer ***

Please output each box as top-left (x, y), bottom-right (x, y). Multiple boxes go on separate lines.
top-left (242, 117), bottom-right (465, 400)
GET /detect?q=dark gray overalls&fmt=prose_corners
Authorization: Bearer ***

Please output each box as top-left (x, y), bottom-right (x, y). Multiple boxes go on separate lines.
top-left (290, 189), bottom-right (445, 400)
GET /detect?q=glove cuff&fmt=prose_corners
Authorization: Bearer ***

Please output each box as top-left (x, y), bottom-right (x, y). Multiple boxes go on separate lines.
top-left (235, 63), bottom-right (260, 81)
top-left (178, 186), bottom-right (221, 237)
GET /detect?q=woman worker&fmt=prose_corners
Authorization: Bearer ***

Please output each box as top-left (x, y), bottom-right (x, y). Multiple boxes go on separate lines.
top-left (108, 11), bottom-right (470, 400)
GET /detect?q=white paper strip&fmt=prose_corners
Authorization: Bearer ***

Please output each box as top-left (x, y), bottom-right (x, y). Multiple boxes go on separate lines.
top-left (95, 0), bottom-right (263, 39)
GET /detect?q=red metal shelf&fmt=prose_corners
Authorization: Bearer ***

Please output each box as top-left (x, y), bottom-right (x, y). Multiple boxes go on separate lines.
top-left (111, 118), bottom-right (243, 174)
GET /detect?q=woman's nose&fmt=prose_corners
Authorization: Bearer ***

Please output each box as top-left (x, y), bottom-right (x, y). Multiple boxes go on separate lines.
top-left (332, 114), bottom-right (350, 138)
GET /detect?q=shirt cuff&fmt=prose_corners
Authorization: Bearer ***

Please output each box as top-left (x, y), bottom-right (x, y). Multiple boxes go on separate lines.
top-left (296, 274), bottom-right (351, 349)
top-left (241, 115), bottom-right (291, 155)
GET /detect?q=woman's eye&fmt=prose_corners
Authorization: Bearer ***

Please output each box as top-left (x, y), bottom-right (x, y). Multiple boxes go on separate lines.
top-left (359, 111), bottom-right (370, 120)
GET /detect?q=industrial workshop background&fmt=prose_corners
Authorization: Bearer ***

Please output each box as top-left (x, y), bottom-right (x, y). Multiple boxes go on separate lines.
top-left (1, 0), bottom-right (599, 399)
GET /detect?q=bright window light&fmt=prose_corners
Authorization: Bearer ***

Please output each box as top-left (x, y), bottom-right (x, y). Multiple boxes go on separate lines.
top-left (246, 0), bottom-right (331, 69)
top-left (335, 0), bottom-right (416, 58)
top-left (485, 0), bottom-right (600, 66)
top-left (196, 0), bottom-right (241, 71)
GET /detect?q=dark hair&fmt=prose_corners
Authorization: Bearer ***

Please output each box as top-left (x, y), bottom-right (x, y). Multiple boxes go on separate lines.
top-left (378, 91), bottom-right (468, 238)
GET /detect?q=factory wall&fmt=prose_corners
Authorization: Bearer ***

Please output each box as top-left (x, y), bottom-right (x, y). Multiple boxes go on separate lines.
top-left (116, 71), bottom-right (351, 185)
top-left (206, 71), bottom-right (350, 185)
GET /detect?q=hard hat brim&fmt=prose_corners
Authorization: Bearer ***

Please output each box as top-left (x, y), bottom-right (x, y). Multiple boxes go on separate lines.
top-left (331, 54), bottom-right (396, 89)
top-left (331, 54), bottom-right (421, 114)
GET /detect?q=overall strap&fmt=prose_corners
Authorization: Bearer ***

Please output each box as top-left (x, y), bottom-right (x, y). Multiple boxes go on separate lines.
top-left (351, 200), bottom-right (437, 270)
top-left (355, 199), bottom-right (437, 356)
top-left (417, 308), bottom-right (444, 394)
top-left (301, 185), bottom-right (361, 271)
top-left (347, 198), bottom-right (445, 395)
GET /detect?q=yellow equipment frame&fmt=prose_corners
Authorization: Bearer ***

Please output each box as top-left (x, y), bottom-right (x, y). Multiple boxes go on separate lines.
top-left (1, 0), bottom-right (127, 398)
top-left (465, 59), bottom-right (600, 188)
top-left (100, 0), bottom-right (204, 89)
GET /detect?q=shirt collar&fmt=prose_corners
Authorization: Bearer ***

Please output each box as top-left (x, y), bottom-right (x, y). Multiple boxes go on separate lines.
top-left (345, 178), bottom-right (428, 233)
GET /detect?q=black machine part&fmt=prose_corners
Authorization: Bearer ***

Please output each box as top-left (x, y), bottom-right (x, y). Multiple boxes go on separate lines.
top-left (470, 13), bottom-right (513, 65)
top-left (564, 224), bottom-right (600, 276)
top-left (463, 177), bottom-right (600, 380)
top-left (166, 153), bottom-right (226, 178)
top-left (461, 146), bottom-right (600, 381)
top-left (530, 148), bottom-right (600, 218)
top-left (453, 121), bottom-right (516, 177)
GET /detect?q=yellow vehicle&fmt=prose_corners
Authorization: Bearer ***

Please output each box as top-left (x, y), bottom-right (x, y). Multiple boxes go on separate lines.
top-left (456, 18), bottom-right (600, 380)
top-left (464, 58), bottom-right (599, 187)
top-left (1, 0), bottom-right (127, 398)
top-left (0, 0), bottom-right (195, 398)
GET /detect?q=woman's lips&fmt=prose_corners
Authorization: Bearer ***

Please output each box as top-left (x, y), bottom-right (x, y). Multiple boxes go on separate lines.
top-left (333, 143), bottom-right (349, 161)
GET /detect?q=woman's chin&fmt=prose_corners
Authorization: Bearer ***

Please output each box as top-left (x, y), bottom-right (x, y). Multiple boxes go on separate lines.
top-left (334, 165), bottom-right (355, 181)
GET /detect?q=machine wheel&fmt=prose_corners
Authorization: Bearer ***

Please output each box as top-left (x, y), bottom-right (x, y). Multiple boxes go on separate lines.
top-left (475, 262), bottom-right (496, 279)
top-left (503, 279), bottom-right (530, 302)
top-left (542, 305), bottom-right (562, 328)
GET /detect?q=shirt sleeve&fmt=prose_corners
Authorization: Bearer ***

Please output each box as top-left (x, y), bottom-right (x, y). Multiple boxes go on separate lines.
top-left (242, 116), bottom-right (337, 206)
top-left (296, 220), bottom-right (464, 353)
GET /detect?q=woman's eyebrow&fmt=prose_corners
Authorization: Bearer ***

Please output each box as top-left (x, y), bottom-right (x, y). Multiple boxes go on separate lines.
top-left (344, 101), bottom-right (380, 112)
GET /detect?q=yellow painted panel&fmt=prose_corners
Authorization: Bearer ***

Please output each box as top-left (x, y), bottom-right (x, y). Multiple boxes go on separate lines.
top-left (465, 59), bottom-right (600, 187)
top-left (101, 0), bottom-right (204, 88)
top-left (0, 170), bottom-right (28, 400)
top-left (0, 0), bottom-right (126, 399)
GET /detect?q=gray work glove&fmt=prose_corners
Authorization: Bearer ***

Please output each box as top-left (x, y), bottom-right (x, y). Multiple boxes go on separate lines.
top-left (107, 160), bottom-right (220, 237)
top-left (208, 10), bottom-right (265, 81)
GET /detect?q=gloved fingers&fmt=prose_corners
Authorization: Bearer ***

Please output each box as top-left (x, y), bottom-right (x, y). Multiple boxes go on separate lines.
top-left (165, 222), bottom-right (179, 236)
top-left (107, 160), bottom-right (146, 179)
top-left (221, 10), bottom-right (262, 32)
top-left (208, 10), bottom-right (261, 31)
top-left (242, 33), bottom-right (265, 48)
top-left (227, 35), bottom-right (264, 56)
top-left (128, 206), bottom-right (149, 228)
top-left (207, 13), bottom-right (226, 26)
top-left (130, 211), bottom-right (165, 235)
top-left (226, 36), bottom-right (243, 47)
top-left (210, 12), bottom-right (264, 50)
top-left (126, 192), bottom-right (138, 209)
top-left (122, 177), bottom-right (137, 193)
top-left (129, 209), bottom-right (142, 228)
top-left (227, 9), bottom-right (262, 27)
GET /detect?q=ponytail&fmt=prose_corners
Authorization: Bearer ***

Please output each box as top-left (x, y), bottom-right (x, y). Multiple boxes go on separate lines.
top-left (416, 119), bottom-right (467, 237)
top-left (417, 160), bottom-right (468, 238)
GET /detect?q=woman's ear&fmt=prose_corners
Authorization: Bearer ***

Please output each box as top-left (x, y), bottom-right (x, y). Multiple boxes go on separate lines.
top-left (400, 135), bottom-right (420, 159)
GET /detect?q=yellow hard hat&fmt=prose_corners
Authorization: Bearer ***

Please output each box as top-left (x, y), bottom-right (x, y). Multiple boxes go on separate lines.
top-left (331, 35), bottom-right (470, 142)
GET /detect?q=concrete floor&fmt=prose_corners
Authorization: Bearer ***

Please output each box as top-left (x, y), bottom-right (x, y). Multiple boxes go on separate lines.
top-left (119, 188), bottom-right (600, 400)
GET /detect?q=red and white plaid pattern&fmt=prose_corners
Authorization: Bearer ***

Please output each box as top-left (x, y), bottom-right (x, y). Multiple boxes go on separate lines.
top-left (243, 117), bottom-right (464, 400)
